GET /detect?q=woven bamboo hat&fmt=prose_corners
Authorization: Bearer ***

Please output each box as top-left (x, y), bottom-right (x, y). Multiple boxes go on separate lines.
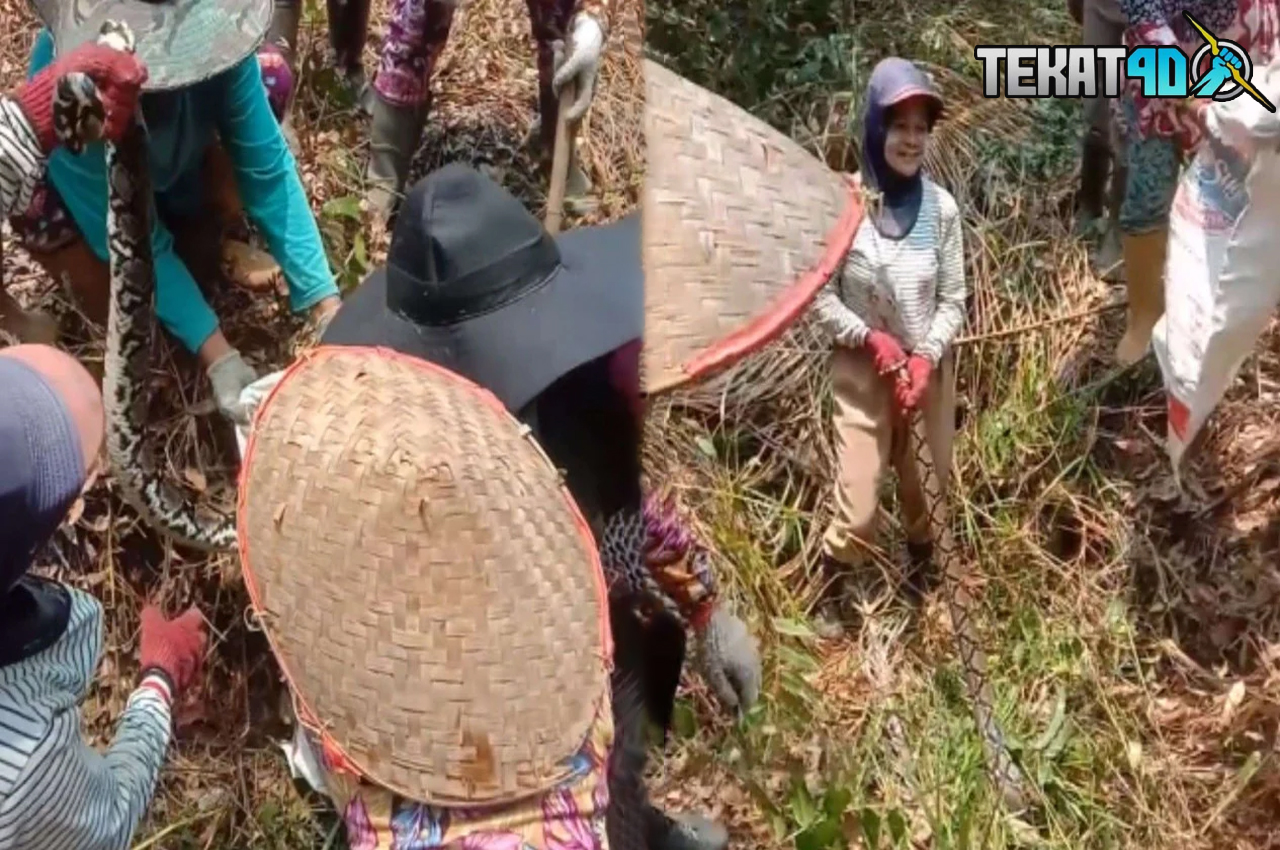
top-left (642, 60), bottom-right (865, 395)
top-left (236, 346), bottom-right (612, 806)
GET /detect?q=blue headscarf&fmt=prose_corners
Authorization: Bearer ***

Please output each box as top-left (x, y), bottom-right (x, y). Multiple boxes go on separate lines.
top-left (0, 355), bottom-right (85, 666)
top-left (861, 57), bottom-right (944, 238)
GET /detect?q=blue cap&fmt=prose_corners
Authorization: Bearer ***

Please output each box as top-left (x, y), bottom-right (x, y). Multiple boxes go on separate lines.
top-left (0, 356), bottom-right (86, 594)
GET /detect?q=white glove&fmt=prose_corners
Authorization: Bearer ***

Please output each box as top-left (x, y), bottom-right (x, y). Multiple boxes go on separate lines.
top-left (207, 350), bottom-right (260, 427)
top-left (552, 13), bottom-right (604, 122)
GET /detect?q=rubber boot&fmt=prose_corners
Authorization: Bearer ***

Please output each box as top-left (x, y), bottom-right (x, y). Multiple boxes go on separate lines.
top-left (266, 0), bottom-right (301, 62)
top-left (366, 92), bottom-right (428, 219)
top-left (1094, 164), bottom-right (1126, 282)
top-left (1114, 228), bottom-right (1168, 365)
top-left (1074, 129), bottom-right (1111, 237)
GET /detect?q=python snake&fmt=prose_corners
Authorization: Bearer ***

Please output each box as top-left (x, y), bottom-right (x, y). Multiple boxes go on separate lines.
top-left (904, 404), bottom-right (1030, 812)
top-left (54, 21), bottom-right (237, 552)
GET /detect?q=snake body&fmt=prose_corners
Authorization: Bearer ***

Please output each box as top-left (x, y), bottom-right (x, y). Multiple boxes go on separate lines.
top-left (905, 410), bottom-right (1029, 811)
top-left (55, 22), bottom-right (237, 552)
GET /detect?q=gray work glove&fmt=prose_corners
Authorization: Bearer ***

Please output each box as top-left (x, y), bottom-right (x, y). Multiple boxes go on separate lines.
top-left (649, 808), bottom-right (730, 850)
top-left (695, 604), bottom-right (761, 716)
top-left (552, 13), bottom-right (605, 122)
top-left (207, 349), bottom-right (260, 426)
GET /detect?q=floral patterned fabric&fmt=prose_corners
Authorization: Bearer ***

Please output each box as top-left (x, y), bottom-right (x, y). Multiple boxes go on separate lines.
top-left (599, 493), bottom-right (719, 629)
top-left (315, 707), bottom-right (614, 849)
top-left (1117, 96), bottom-right (1181, 233)
top-left (1117, 0), bottom-right (1274, 151)
top-left (1113, 0), bottom-right (1279, 233)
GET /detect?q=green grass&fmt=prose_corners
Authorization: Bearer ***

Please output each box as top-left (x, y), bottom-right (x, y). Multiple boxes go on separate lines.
top-left (641, 1), bottom-right (1278, 848)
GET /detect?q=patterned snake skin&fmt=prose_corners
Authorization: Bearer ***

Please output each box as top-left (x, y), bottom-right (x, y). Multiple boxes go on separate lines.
top-left (904, 408), bottom-right (1029, 812)
top-left (54, 22), bottom-right (237, 552)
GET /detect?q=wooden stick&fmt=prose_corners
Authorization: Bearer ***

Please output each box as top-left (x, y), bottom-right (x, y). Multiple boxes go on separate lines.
top-left (545, 80), bottom-right (576, 236)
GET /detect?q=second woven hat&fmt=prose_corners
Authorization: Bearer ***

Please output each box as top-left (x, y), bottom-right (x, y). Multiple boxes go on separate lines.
top-left (642, 60), bottom-right (865, 395)
top-left (236, 345), bottom-right (612, 806)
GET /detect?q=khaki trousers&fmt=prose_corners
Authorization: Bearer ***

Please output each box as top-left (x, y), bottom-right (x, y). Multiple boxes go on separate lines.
top-left (821, 345), bottom-right (956, 567)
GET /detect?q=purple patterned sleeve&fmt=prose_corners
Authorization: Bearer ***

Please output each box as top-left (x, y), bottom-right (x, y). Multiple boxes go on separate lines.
top-left (600, 494), bottom-right (720, 631)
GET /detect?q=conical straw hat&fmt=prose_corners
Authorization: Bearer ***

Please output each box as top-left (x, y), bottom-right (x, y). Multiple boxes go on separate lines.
top-left (236, 346), bottom-right (612, 806)
top-left (642, 60), bottom-right (865, 395)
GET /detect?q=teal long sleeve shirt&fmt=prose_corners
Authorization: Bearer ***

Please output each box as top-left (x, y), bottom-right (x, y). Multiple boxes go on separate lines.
top-left (29, 30), bottom-right (339, 353)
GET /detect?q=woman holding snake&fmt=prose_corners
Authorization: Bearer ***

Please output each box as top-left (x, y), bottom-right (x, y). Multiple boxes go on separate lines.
top-left (810, 57), bottom-right (966, 637)
top-left (12, 0), bottom-right (342, 426)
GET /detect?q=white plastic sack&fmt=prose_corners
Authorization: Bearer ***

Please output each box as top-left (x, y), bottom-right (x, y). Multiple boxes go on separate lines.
top-left (232, 369), bottom-right (287, 460)
top-left (1151, 57), bottom-right (1280, 470)
top-left (233, 370), bottom-right (330, 796)
top-left (277, 723), bottom-right (330, 794)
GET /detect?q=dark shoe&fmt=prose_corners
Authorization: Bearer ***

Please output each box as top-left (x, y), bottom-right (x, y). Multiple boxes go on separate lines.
top-left (902, 541), bottom-right (937, 602)
top-left (812, 554), bottom-right (852, 639)
top-left (647, 807), bottom-right (729, 850)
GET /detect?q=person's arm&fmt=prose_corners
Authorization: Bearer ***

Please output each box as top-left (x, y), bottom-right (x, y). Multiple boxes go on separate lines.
top-left (2, 594), bottom-right (174, 850)
top-left (0, 97), bottom-right (46, 219)
top-left (44, 142), bottom-right (220, 353)
top-left (813, 261), bottom-right (872, 349)
top-left (575, 0), bottom-right (614, 34)
top-left (602, 493), bottom-right (719, 630)
top-left (19, 678), bottom-right (173, 850)
top-left (917, 194), bottom-right (967, 364)
top-left (1, 30), bottom-right (146, 222)
top-left (214, 56), bottom-right (339, 314)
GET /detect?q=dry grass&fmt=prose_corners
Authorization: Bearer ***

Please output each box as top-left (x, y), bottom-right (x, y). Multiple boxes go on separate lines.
top-left (6, 0), bottom-right (1280, 846)
top-left (0, 0), bottom-right (640, 845)
top-left (641, 6), bottom-right (1280, 849)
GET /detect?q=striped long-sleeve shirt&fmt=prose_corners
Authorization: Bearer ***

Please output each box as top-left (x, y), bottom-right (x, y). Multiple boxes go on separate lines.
top-left (0, 587), bottom-right (174, 850)
top-left (814, 177), bottom-right (967, 365)
top-left (0, 96), bottom-right (46, 221)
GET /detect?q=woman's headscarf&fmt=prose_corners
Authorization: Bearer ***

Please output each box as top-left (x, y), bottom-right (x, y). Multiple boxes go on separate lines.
top-left (0, 346), bottom-right (100, 666)
top-left (861, 57), bottom-right (944, 238)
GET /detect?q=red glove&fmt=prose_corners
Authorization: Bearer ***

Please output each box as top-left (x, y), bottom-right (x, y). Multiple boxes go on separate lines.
top-left (16, 43), bottom-right (148, 153)
top-left (138, 605), bottom-right (207, 697)
top-left (862, 330), bottom-right (907, 375)
top-left (894, 355), bottom-right (933, 411)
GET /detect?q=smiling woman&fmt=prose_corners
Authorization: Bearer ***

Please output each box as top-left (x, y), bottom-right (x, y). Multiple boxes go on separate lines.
top-left (809, 57), bottom-right (964, 631)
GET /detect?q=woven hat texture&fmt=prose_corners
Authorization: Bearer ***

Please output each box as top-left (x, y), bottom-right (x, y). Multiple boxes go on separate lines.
top-left (642, 60), bottom-right (863, 394)
top-left (237, 346), bottom-right (611, 806)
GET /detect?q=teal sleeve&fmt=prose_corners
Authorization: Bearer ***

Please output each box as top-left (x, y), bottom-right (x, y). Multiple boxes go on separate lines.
top-left (29, 29), bottom-right (220, 354)
top-left (215, 57), bottom-right (339, 313)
